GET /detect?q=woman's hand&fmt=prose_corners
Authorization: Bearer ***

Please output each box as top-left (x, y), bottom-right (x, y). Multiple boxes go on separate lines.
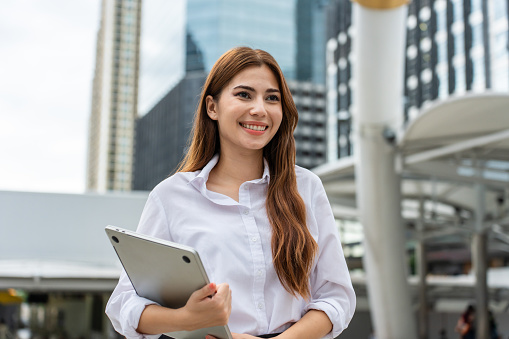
top-left (182, 282), bottom-right (232, 331)
top-left (136, 282), bottom-right (231, 335)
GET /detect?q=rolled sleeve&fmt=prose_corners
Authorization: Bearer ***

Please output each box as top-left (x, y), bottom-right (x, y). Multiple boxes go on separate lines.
top-left (105, 271), bottom-right (161, 339)
top-left (306, 176), bottom-right (356, 338)
top-left (305, 300), bottom-right (342, 339)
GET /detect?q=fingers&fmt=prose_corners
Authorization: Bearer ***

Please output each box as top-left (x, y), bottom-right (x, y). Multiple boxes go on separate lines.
top-left (211, 283), bottom-right (232, 323)
top-left (215, 283), bottom-right (232, 302)
top-left (183, 282), bottom-right (232, 330)
top-left (191, 282), bottom-right (217, 301)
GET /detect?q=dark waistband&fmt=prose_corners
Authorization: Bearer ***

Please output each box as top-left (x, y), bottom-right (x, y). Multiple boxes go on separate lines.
top-left (161, 334), bottom-right (281, 339)
top-left (259, 334), bottom-right (281, 338)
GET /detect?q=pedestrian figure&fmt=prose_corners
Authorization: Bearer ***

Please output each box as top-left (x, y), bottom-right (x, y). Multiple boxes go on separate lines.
top-left (455, 305), bottom-right (475, 339)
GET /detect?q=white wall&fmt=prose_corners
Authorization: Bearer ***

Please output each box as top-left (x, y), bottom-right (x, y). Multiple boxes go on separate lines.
top-left (0, 190), bottom-right (148, 267)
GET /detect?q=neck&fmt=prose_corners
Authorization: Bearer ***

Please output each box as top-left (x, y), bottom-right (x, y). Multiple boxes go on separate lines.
top-left (213, 150), bottom-right (264, 184)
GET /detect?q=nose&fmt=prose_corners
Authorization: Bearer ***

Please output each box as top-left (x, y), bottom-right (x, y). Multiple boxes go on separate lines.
top-left (249, 97), bottom-right (267, 117)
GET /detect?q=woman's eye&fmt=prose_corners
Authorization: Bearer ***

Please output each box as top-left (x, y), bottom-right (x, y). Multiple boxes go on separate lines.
top-left (267, 95), bottom-right (280, 102)
top-left (236, 91), bottom-right (250, 99)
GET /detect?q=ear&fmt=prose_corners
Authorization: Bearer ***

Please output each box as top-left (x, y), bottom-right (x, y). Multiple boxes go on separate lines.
top-left (205, 95), bottom-right (218, 121)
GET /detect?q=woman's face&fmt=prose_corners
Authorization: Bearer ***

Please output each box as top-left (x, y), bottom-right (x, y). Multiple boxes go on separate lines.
top-left (206, 64), bottom-right (283, 157)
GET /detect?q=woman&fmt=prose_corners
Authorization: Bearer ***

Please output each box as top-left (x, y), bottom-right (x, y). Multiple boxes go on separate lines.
top-left (455, 305), bottom-right (475, 339)
top-left (106, 47), bottom-right (356, 339)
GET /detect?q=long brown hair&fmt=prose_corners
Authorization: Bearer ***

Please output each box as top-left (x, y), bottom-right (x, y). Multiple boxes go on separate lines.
top-left (178, 47), bottom-right (318, 299)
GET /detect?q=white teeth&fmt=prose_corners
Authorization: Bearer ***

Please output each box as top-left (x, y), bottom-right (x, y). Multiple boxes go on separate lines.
top-left (242, 124), bottom-right (266, 131)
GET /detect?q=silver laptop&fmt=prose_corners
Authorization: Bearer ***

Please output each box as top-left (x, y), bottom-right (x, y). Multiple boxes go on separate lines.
top-left (105, 225), bottom-right (233, 339)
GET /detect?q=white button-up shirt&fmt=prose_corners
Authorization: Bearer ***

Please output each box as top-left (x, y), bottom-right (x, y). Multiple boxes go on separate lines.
top-left (106, 155), bottom-right (355, 338)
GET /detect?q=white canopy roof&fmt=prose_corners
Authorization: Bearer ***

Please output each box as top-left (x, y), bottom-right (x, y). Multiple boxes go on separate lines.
top-left (314, 93), bottom-right (509, 219)
top-left (399, 92), bottom-right (509, 159)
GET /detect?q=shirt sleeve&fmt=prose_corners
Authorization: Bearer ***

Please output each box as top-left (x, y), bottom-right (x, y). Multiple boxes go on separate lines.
top-left (105, 191), bottom-right (172, 339)
top-left (304, 178), bottom-right (356, 338)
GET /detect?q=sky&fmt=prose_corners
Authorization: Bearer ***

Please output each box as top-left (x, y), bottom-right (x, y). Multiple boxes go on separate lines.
top-left (0, 0), bottom-right (101, 193)
top-left (0, 0), bottom-right (187, 194)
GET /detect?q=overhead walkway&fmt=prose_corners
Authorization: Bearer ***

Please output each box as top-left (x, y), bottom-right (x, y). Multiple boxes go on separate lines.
top-left (314, 92), bottom-right (509, 338)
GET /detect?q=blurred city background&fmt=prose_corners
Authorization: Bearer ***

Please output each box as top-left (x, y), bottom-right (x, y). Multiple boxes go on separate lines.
top-left (0, 0), bottom-right (508, 338)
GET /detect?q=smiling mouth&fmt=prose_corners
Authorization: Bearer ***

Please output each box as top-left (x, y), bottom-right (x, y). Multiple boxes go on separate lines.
top-left (240, 123), bottom-right (268, 131)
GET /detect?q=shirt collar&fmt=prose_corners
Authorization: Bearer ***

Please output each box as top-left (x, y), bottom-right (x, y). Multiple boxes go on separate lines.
top-left (258, 158), bottom-right (270, 184)
top-left (189, 154), bottom-right (270, 190)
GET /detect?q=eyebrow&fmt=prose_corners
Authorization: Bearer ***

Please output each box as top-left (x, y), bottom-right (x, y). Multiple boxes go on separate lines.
top-left (233, 85), bottom-right (280, 93)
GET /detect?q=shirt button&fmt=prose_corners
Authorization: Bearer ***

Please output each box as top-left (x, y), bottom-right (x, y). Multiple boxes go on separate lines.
top-left (257, 270), bottom-right (263, 276)
top-left (258, 303), bottom-right (263, 310)
top-left (243, 210), bottom-right (249, 215)
top-left (251, 237), bottom-right (257, 242)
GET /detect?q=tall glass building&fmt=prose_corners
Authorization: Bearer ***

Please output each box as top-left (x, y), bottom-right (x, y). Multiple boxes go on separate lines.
top-left (187, 0), bottom-right (297, 79)
top-left (87, 0), bottom-right (142, 192)
top-left (326, 0), bottom-right (509, 160)
top-left (137, 0), bottom-right (186, 116)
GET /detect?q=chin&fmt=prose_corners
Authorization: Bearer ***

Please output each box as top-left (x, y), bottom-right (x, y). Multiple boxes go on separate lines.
top-left (238, 141), bottom-right (268, 151)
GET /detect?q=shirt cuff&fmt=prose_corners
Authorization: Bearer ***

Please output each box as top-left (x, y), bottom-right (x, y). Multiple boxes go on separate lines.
top-left (305, 300), bottom-right (345, 339)
top-left (120, 295), bottom-right (161, 339)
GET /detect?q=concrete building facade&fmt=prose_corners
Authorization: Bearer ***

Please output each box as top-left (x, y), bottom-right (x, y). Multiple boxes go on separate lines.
top-left (87, 0), bottom-right (142, 192)
top-left (290, 81), bottom-right (328, 168)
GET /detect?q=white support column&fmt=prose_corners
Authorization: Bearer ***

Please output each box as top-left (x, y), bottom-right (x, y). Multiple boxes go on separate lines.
top-left (473, 183), bottom-right (489, 339)
top-left (351, 1), bottom-right (417, 338)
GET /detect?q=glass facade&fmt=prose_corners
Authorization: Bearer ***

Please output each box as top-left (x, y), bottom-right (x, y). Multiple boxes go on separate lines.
top-left (434, 0), bottom-right (449, 98)
top-left (311, 0), bottom-right (328, 84)
top-left (326, 0), bottom-right (509, 160)
top-left (187, 0), bottom-right (296, 79)
top-left (489, 0), bottom-right (509, 91)
top-left (452, 0), bottom-right (466, 94)
top-left (138, 0), bottom-right (186, 115)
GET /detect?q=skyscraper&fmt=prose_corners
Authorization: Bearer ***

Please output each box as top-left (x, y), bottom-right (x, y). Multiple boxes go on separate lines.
top-left (296, 0), bottom-right (329, 84)
top-left (137, 0), bottom-right (186, 116)
top-left (186, 0), bottom-right (329, 84)
top-left (326, 0), bottom-right (509, 160)
top-left (186, 0), bottom-right (297, 78)
top-left (86, 0), bottom-right (142, 192)
top-left (133, 72), bottom-right (206, 191)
